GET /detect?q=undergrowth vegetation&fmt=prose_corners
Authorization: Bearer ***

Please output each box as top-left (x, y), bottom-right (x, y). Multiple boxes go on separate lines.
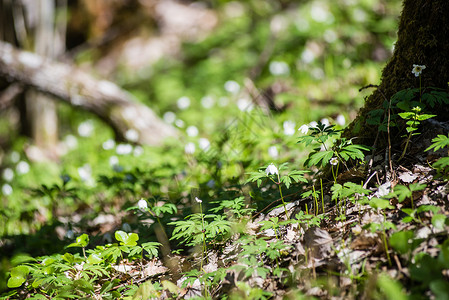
top-left (1, 0), bottom-right (449, 299)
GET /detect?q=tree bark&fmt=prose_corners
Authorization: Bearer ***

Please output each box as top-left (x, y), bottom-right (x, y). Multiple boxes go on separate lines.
top-left (0, 40), bottom-right (177, 145)
top-left (346, 0), bottom-right (449, 145)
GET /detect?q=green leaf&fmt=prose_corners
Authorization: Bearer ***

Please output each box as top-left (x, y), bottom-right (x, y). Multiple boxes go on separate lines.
top-left (305, 150), bottom-right (334, 167)
top-left (142, 242), bottom-right (161, 259)
top-left (339, 144), bottom-right (370, 161)
top-left (409, 183), bottom-right (426, 192)
top-left (67, 234), bottom-right (89, 248)
top-left (115, 230), bottom-right (139, 246)
top-left (392, 185), bottom-right (412, 203)
top-left (63, 253), bottom-right (75, 264)
top-left (391, 88), bottom-right (419, 105)
top-left (417, 113), bottom-right (436, 121)
top-left (398, 112), bottom-right (414, 119)
top-left (87, 253), bottom-right (103, 264)
top-left (369, 197), bottom-right (394, 210)
top-left (366, 109), bottom-right (384, 126)
top-left (422, 90), bottom-right (449, 107)
top-left (432, 214), bottom-right (447, 230)
top-left (377, 273), bottom-right (408, 300)
top-left (433, 157), bottom-right (449, 172)
top-left (425, 134), bottom-right (449, 152)
top-left (161, 280), bottom-right (180, 295)
top-left (7, 266), bottom-right (30, 288)
top-left (389, 230), bottom-right (414, 254)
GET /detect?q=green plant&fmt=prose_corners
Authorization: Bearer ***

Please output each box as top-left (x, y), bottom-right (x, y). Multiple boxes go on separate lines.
top-left (331, 182), bottom-right (371, 217)
top-left (210, 196), bottom-right (255, 219)
top-left (288, 211), bottom-right (325, 227)
top-left (298, 122), bottom-right (369, 168)
top-left (398, 106), bottom-right (435, 161)
top-left (247, 163), bottom-right (308, 219)
top-left (389, 183), bottom-right (426, 209)
top-left (168, 210), bottom-right (232, 247)
top-left (6, 231), bottom-right (160, 299)
top-left (365, 199), bottom-right (396, 266)
top-left (426, 133), bottom-right (449, 177)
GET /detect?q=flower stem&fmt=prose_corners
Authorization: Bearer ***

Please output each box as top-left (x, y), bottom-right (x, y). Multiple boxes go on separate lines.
top-left (270, 173), bottom-right (290, 220)
top-left (320, 179), bottom-right (325, 214)
top-left (199, 203), bottom-right (206, 272)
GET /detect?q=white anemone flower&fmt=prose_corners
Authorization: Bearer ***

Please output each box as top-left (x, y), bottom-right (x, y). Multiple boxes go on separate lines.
top-left (321, 118), bottom-right (330, 126)
top-left (195, 197), bottom-right (202, 203)
top-left (177, 96), bottom-right (191, 110)
top-left (329, 157), bottom-right (339, 166)
top-left (186, 126), bottom-right (199, 137)
top-left (163, 111), bottom-right (176, 124)
top-left (298, 124), bottom-right (309, 134)
top-left (116, 144), bottom-right (133, 155)
top-left (336, 114), bottom-right (345, 126)
top-left (199, 138), bottom-right (210, 150)
top-left (265, 163), bottom-right (279, 176)
top-left (185, 142), bottom-right (196, 154)
top-left (412, 64), bottom-right (426, 77)
top-left (133, 146), bottom-right (144, 157)
top-left (109, 156), bottom-right (119, 166)
top-left (283, 120), bottom-right (296, 136)
top-left (10, 151), bottom-right (20, 163)
top-left (137, 199), bottom-right (148, 211)
top-left (16, 161), bottom-right (30, 175)
top-left (224, 80), bottom-right (240, 94)
top-left (309, 121), bottom-right (318, 128)
top-left (2, 168), bottom-right (14, 182)
top-left (78, 120), bottom-right (94, 137)
top-left (2, 184), bottom-right (13, 195)
top-left (125, 129), bottom-right (139, 142)
top-left (102, 139), bottom-right (115, 150)
top-left (268, 146), bottom-right (279, 159)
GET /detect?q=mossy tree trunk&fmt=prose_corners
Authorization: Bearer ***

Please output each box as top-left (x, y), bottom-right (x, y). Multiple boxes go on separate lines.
top-left (346, 0), bottom-right (449, 147)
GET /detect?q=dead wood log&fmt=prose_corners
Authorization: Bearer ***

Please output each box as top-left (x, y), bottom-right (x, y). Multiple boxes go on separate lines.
top-left (0, 40), bottom-right (177, 145)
